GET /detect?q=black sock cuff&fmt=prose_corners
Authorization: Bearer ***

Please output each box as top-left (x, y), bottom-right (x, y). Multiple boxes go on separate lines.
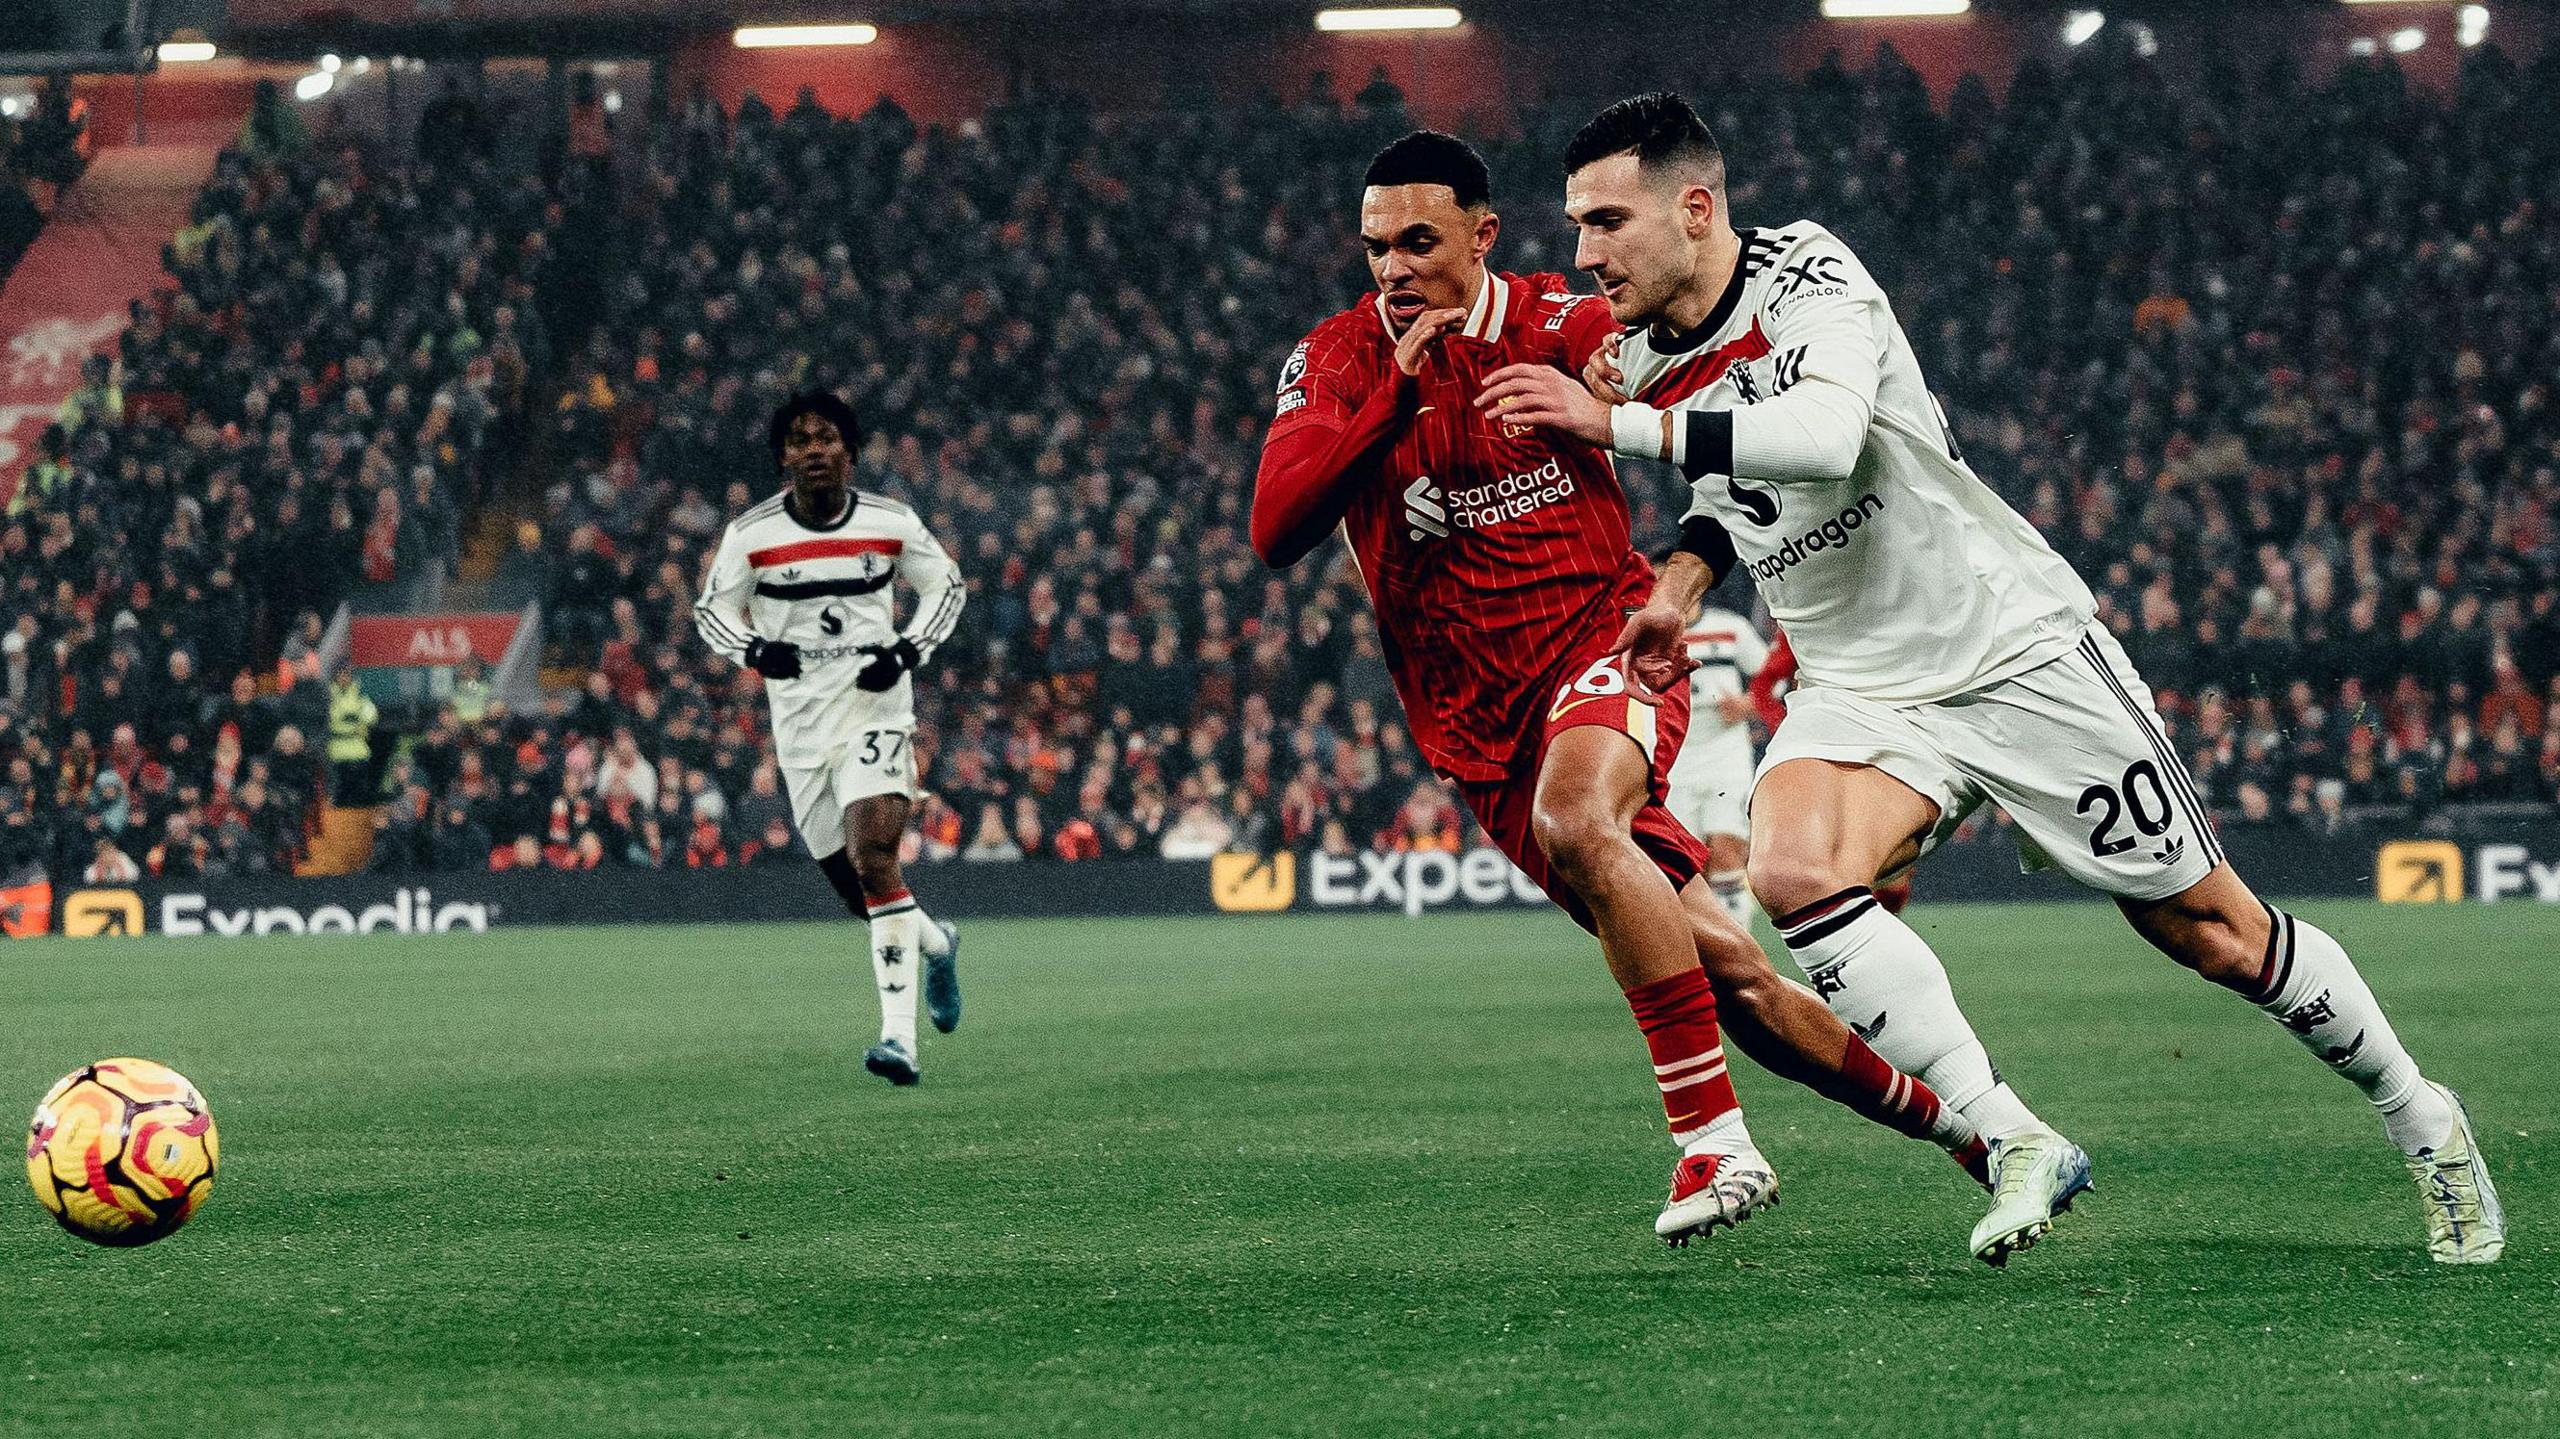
top-left (1774, 886), bottom-right (1879, 950)
top-left (2254, 903), bottom-right (2298, 1005)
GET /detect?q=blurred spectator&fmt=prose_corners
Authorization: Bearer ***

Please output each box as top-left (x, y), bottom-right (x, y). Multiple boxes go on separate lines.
top-left (326, 666), bottom-right (378, 807)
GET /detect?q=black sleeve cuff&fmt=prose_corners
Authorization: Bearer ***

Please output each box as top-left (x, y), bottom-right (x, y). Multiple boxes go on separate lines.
top-left (1680, 410), bottom-right (1735, 480)
top-left (1674, 515), bottom-right (1737, 585)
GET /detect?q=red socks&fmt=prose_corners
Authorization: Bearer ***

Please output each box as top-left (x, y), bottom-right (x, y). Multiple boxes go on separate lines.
top-left (1839, 1033), bottom-right (1945, 1140)
top-left (1625, 969), bottom-right (1741, 1141)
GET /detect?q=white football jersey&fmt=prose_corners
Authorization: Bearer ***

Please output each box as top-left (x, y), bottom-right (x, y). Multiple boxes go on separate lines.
top-left (1669, 606), bottom-right (1769, 786)
top-left (1614, 222), bottom-right (2093, 705)
top-left (693, 488), bottom-right (963, 766)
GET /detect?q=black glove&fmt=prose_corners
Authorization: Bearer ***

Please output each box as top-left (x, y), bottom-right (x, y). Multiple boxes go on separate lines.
top-left (744, 637), bottom-right (802, 681)
top-left (854, 637), bottom-right (920, 692)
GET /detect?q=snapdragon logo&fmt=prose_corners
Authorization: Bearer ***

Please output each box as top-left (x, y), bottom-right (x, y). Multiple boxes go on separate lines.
top-left (1308, 847), bottom-right (1546, 915)
top-left (1747, 493), bottom-right (1885, 583)
top-left (161, 887), bottom-right (492, 937)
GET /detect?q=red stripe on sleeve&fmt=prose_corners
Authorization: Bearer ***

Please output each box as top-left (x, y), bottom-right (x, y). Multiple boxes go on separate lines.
top-left (747, 537), bottom-right (904, 568)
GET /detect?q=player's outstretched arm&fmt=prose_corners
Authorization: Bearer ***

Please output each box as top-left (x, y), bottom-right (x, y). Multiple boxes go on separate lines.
top-left (1251, 309), bottom-right (1461, 568)
top-left (1612, 516), bottom-right (1736, 702)
top-left (1613, 236), bottom-right (1891, 487)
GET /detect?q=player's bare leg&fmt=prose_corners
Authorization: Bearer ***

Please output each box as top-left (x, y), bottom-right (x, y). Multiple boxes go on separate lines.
top-left (1532, 725), bottom-right (1773, 1245)
top-left (2121, 864), bottom-right (2501, 1264)
top-left (1679, 877), bottom-right (1990, 1187)
top-left (1749, 759), bottom-right (2087, 1264)
top-left (842, 795), bottom-right (959, 1086)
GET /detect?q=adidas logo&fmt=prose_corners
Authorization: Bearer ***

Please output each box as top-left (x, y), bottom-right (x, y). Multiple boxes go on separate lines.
top-left (1852, 1011), bottom-right (1889, 1042)
top-left (1404, 476), bottom-right (1448, 541)
top-left (2152, 835), bottom-right (2186, 866)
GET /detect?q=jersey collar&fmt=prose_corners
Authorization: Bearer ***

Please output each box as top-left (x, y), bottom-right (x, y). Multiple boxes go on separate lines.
top-left (1372, 266), bottom-right (1508, 345)
top-left (784, 489), bottom-right (858, 531)
top-left (1648, 228), bottom-right (1755, 356)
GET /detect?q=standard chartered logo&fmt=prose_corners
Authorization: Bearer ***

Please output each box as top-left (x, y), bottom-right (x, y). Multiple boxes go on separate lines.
top-left (1405, 459), bottom-right (1578, 542)
top-left (1404, 476), bottom-right (1449, 540)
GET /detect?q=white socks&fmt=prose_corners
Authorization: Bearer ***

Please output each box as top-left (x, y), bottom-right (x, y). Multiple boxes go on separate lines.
top-left (1679, 1107), bottom-right (1758, 1159)
top-left (1708, 868), bottom-right (1755, 929)
top-left (866, 889), bottom-right (925, 1050)
top-left (2255, 908), bottom-right (2453, 1156)
top-left (1778, 887), bottom-right (2046, 1142)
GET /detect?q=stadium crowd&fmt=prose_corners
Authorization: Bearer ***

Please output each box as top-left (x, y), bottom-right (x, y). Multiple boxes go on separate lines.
top-left (3, 37), bottom-right (2557, 882)
top-left (0, 76), bottom-right (86, 284)
top-left (1, 112), bottom-right (555, 881)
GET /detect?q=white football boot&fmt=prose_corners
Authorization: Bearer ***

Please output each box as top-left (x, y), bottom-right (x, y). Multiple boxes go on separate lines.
top-left (2406, 1083), bottom-right (2504, 1265)
top-left (1656, 1147), bottom-right (1780, 1247)
top-left (1969, 1129), bottom-right (2093, 1267)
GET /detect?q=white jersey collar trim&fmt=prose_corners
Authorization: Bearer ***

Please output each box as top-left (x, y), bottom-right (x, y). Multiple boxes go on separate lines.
top-left (1372, 266), bottom-right (1506, 345)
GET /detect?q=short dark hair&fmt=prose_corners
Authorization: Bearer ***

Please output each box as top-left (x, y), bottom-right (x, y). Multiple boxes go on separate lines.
top-left (1363, 130), bottom-right (1492, 210)
top-left (1563, 91), bottom-right (1725, 194)
top-left (767, 390), bottom-right (862, 467)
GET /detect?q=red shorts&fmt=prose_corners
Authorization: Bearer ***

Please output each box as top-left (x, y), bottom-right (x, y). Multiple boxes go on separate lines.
top-left (1457, 649), bottom-right (1712, 935)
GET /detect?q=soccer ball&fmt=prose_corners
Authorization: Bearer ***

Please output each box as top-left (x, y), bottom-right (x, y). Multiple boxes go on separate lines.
top-left (24, 1059), bottom-right (219, 1247)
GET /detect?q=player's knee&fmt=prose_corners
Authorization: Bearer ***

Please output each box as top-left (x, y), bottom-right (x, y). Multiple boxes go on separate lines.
top-left (851, 841), bottom-right (905, 902)
top-left (1745, 846), bottom-right (1835, 923)
top-left (2109, 885), bottom-right (2252, 983)
top-left (2160, 906), bottom-right (2263, 983)
top-left (1529, 800), bottom-right (1618, 887)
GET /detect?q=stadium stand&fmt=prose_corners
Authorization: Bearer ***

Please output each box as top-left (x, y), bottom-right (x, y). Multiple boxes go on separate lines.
top-left (1, 40), bottom-right (2555, 880)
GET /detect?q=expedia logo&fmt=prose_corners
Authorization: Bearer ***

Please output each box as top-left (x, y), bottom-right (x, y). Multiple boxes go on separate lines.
top-left (160, 887), bottom-right (492, 937)
top-left (2475, 843), bottom-right (2560, 903)
top-left (1308, 847), bottom-right (1545, 916)
top-left (62, 889), bottom-right (142, 937)
top-left (2376, 840), bottom-right (2461, 903)
top-left (1210, 853), bottom-right (1296, 912)
top-left (1745, 493), bottom-right (1884, 583)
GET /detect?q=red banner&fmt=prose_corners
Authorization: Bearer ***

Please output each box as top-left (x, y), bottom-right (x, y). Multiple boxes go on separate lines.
top-left (348, 613), bottom-right (523, 668)
top-left (0, 144), bottom-right (216, 503)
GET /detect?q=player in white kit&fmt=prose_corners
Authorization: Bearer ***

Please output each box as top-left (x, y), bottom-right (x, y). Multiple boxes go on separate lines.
top-left (1480, 92), bottom-right (2500, 1267)
top-left (695, 391), bottom-right (968, 1086)
top-left (1663, 603), bottom-right (1768, 928)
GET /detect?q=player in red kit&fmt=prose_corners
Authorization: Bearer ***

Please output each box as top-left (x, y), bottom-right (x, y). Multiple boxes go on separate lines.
top-left (1252, 132), bottom-right (1986, 1246)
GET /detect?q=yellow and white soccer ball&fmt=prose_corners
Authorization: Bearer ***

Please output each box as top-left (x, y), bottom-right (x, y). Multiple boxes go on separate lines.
top-left (25, 1059), bottom-right (219, 1247)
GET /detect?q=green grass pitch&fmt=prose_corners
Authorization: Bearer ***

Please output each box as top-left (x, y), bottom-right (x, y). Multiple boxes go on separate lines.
top-left (3, 900), bottom-right (2554, 1436)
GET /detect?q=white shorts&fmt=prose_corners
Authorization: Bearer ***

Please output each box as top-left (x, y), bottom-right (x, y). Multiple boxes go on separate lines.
top-left (1753, 627), bottom-right (2221, 902)
top-left (782, 724), bottom-right (917, 859)
top-left (1665, 766), bottom-right (1753, 844)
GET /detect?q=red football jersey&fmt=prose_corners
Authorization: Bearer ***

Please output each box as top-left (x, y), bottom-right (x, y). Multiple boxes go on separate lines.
top-left (1259, 271), bottom-right (1644, 781)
